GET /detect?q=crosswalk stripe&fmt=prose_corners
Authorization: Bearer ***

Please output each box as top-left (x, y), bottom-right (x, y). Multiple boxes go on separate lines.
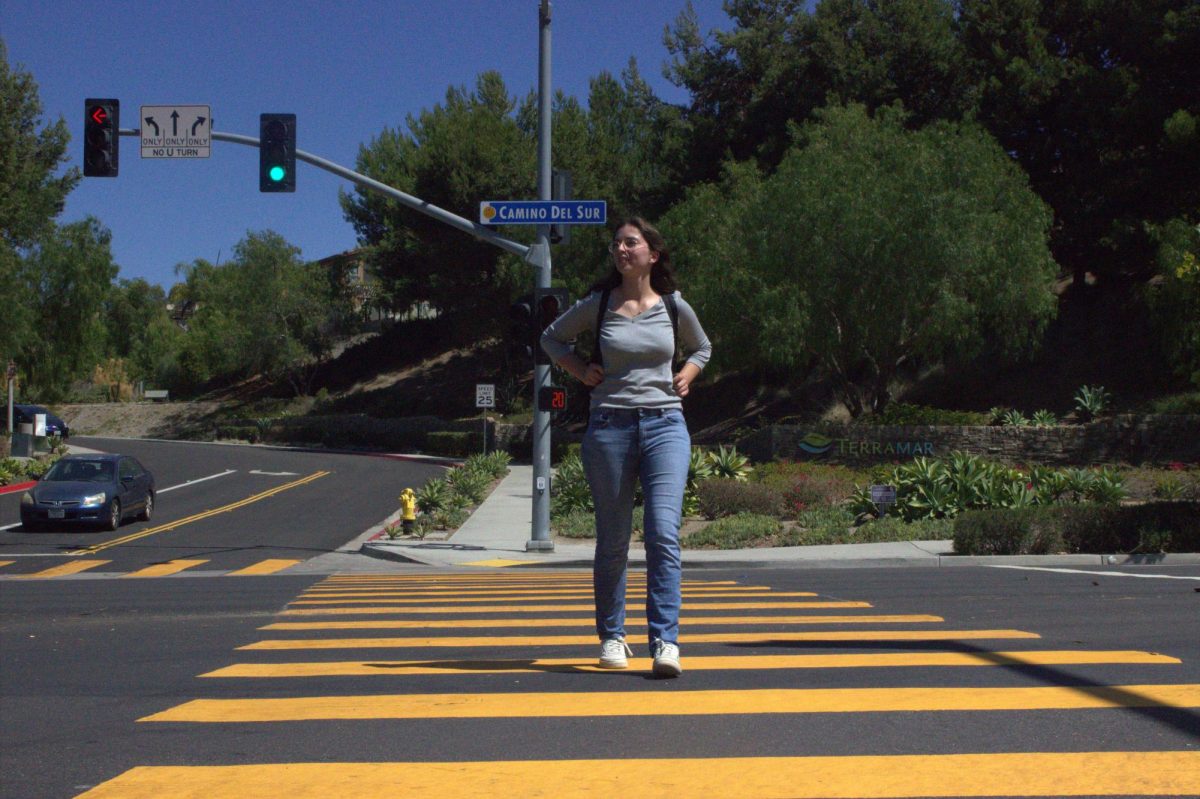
top-left (290, 586), bottom-right (777, 599)
top-left (71, 752), bottom-right (1200, 798)
top-left (285, 587), bottom-right (820, 599)
top-left (227, 559), bottom-right (302, 576)
top-left (302, 578), bottom-right (742, 589)
top-left (258, 613), bottom-right (935, 630)
top-left (238, 629), bottom-right (1039, 650)
top-left (141, 683), bottom-right (1200, 722)
top-left (276, 600), bottom-right (853, 615)
top-left (14, 560), bottom-right (110, 579)
top-left (200, 650), bottom-right (1182, 678)
top-left (123, 559), bottom-right (210, 578)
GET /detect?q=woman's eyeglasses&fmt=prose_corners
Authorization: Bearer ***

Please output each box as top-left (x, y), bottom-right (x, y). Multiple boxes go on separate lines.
top-left (608, 237), bottom-right (646, 253)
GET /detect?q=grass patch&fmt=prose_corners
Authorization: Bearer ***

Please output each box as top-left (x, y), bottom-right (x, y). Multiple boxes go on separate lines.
top-left (682, 513), bottom-right (781, 549)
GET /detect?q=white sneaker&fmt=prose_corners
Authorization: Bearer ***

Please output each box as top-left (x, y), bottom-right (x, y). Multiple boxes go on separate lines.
top-left (599, 637), bottom-right (633, 669)
top-left (652, 640), bottom-right (682, 678)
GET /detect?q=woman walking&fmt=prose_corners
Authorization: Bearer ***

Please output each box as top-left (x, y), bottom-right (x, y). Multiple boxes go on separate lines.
top-left (541, 217), bottom-right (711, 677)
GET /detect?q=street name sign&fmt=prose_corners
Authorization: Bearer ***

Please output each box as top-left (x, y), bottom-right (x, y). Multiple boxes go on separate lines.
top-left (140, 105), bottom-right (211, 158)
top-left (479, 200), bottom-right (606, 226)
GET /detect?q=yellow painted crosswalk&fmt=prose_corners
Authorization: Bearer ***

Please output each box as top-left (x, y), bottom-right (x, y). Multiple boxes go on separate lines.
top-left (0, 557), bottom-right (301, 579)
top-left (74, 570), bottom-right (1200, 798)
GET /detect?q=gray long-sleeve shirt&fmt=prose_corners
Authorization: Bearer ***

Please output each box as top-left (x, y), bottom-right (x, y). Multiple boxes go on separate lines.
top-left (540, 290), bottom-right (712, 410)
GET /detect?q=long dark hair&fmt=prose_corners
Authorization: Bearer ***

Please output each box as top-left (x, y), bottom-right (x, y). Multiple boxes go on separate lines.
top-left (589, 216), bottom-right (678, 295)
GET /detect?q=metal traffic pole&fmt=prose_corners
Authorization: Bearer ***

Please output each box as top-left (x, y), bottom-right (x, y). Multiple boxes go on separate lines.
top-left (526, 0), bottom-right (555, 551)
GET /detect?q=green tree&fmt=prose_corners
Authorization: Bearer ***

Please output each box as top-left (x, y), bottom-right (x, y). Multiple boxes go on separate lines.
top-left (1146, 218), bottom-right (1200, 387)
top-left (21, 218), bottom-right (120, 400)
top-left (0, 38), bottom-right (79, 370)
top-left (958, 0), bottom-right (1200, 284)
top-left (104, 278), bottom-right (183, 388)
top-left (664, 104), bottom-right (1059, 416)
top-left (340, 72), bottom-right (535, 338)
top-left (175, 231), bottom-right (343, 395)
top-left (664, 0), bottom-right (971, 179)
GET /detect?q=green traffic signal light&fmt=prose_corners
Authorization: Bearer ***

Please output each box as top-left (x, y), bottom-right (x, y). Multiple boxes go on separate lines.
top-left (259, 113), bottom-right (296, 193)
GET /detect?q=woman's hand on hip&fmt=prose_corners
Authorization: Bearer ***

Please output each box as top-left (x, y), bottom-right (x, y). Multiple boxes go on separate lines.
top-left (581, 363), bottom-right (605, 387)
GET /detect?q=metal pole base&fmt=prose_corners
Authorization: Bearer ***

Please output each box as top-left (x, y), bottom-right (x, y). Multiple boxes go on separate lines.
top-left (525, 539), bottom-right (555, 552)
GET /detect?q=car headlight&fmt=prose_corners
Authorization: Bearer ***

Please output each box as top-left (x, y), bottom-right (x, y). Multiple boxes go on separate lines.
top-left (82, 492), bottom-right (107, 507)
top-left (21, 492), bottom-right (33, 506)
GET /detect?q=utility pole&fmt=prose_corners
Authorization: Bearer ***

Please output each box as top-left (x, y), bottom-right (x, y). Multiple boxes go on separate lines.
top-left (527, 0), bottom-right (555, 551)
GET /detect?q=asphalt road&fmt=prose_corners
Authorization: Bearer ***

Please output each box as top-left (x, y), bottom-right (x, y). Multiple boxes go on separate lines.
top-left (0, 437), bottom-right (449, 576)
top-left (2, 562), bottom-right (1198, 797)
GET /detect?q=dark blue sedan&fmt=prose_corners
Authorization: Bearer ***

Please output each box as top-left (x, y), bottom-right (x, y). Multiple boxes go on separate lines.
top-left (20, 454), bottom-right (155, 531)
top-left (13, 404), bottom-right (70, 439)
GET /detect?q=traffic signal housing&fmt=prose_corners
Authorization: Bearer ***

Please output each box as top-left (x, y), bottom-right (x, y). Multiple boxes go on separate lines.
top-left (83, 98), bottom-right (119, 177)
top-left (534, 287), bottom-right (568, 365)
top-left (259, 113), bottom-right (296, 192)
top-left (550, 169), bottom-right (571, 244)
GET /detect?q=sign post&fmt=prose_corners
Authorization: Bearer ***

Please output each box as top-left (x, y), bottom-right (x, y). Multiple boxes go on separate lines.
top-left (475, 384), bottom-right (495, 455)
top-left (6, 360), bottom-right (15, 435)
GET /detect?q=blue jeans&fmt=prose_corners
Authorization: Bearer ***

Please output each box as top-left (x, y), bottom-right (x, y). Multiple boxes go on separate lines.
top-left (581, 407), bottom-right (690, 649)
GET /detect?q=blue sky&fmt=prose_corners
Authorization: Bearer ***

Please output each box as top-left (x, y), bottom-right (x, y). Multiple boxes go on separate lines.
top-left (2, 0), bottom-right (731, 290)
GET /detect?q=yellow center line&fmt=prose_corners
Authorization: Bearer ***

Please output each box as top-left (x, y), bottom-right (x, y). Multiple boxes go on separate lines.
top-left (14, 560), bottom-right (111, 579)
top-left (200, 650), bottom-right (1182, 678)
top-left (237, 629), bottom-right (1039, 651)
top-left (259, 613), bottom-right (930, 631)
top-left (123, 559), bottom-right (210, 578)
top-left (141, 684), bottom-right (1200, 723)
top-left (68, 471), bottom-right (329, 555)
top-left (0, 560), bottom-right (14, 569)
top-left (71, 752), bottom-right (1200, 798)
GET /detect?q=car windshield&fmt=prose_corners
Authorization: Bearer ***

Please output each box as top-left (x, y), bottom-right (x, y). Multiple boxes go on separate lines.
top-left (43, 460), bottom-right (114, 483)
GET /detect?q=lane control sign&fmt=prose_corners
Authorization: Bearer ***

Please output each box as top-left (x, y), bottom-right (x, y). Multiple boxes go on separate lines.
top-left (141, 105), bottom-right (211, 158)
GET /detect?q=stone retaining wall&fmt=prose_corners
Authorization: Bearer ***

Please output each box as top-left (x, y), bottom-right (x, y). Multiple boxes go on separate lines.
top-left (737, 415), bottom-right (1200, 466)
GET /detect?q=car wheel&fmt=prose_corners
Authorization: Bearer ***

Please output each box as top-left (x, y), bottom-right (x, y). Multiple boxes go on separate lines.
top-left (104, 499), bottom-right (121, 532)
top-left (138, 492), bottom-right (154, 522)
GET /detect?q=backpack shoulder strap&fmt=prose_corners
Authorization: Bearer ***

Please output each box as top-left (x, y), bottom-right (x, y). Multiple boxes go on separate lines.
top-left (589, 288), bottom-right (611, 367)
top-left (663, 292), bottom-right (679, 343)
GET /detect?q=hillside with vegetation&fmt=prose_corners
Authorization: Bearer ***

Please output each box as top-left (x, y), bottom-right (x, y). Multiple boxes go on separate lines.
top-left (3, 4), bottom-right (1198, 433)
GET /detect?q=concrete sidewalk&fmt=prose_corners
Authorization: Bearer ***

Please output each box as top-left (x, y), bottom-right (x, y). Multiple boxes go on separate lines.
top-left (359, 465), bottom-right (1200, 569)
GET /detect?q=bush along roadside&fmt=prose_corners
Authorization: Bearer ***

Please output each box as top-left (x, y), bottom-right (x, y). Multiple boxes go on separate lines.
top-left (547, 444), bottom-right (1200, 552)
top-left (393, 451), bottom-right (511, 539)
top-left (952, 502), bottom-right (1200, 556)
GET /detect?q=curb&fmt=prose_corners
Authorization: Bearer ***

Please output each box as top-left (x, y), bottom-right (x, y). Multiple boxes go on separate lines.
top-left (358, 541), bottom-right (1200, 570)
top-left (0, 481), bottom-right (36, 496)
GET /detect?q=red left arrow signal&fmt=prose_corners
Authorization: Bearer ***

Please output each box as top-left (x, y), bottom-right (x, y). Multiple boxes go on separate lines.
top-left (90, 107), bottom-right (108, 125)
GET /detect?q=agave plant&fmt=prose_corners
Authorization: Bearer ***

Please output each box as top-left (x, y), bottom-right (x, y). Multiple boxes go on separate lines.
top-left (1074, 385), bottom-right (1111, 422)
top-left (705, 445), bottom-right (751, 481)
top-left (1085, 466), bottom-right (1126, 504)
top-left (551, 453), bottom-right (593, 516)
top-left (415, 478), bottom-right (451, 514)
top-left (1030, 409), bottom-right (1057, 427)
top-left (1001, 409), bottom-right (1029, 427)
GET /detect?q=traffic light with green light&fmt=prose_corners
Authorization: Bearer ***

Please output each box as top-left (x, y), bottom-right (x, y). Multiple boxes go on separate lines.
top-left (259, 113), bottom-right (296, 192)
top-left (83, 98), bottom-right (120, 177)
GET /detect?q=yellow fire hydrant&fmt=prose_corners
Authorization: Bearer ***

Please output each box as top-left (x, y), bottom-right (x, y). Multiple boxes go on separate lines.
top-left (399, 488), bottom-right (417, 534)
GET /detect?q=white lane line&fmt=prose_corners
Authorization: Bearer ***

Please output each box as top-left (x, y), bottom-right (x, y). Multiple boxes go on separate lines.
top-left (157, 469), bottom-right (238, 494)
top-left (989, 565), bottom-right (1200, 581)
top-left (249, 470), bottom-right (299, 476)
top-left (1, 470), bottom-right (236, 536)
